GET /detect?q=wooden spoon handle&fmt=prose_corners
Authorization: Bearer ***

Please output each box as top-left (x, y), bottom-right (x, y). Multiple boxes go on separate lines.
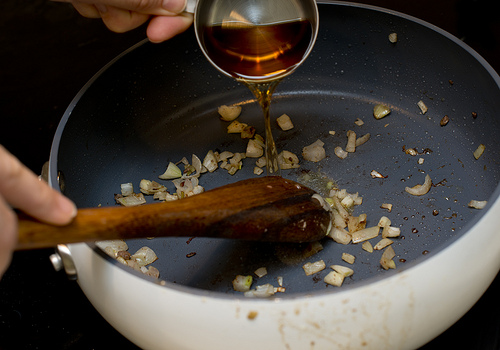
top-left (16, 176), bottom-right (331, 250)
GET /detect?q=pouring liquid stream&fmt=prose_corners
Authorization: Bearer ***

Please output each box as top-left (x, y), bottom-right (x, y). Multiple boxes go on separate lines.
top-left (201, 19), bottom-right (314, 174)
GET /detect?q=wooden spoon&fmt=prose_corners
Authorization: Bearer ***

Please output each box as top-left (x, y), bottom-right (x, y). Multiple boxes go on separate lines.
top-left (16, 176), bottom-right (332, 250)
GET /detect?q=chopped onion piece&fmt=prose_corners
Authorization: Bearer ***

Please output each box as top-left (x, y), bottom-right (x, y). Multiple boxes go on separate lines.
top-left (331, 264), bottom-right (354, 277)
top-left (373, 104), bottom-right (391, 119)
top-left (255, 156), bottom-right (267, 168)
top-left (351, 226), bottom-right (380, 243)
top-left (202, 150), bottom-right (218, 173)
top-left (346, 130), bottom-right (356, 153)
top-left (382, 226), bottom-right (401, 238)
top-left (473, 144), bottom-right (486, 159)
top-left (218, 151), bottom-right (234, 162)
top-left (254, 267), bottom-right (268, 278)
top-left (370, 170), bottom-right (387, 179)
top-left (355, 133), bottom-right (371, 147)
top-left (468, 200), bottom-right (487, 209)
top-left (115, 193), bottom-right (146, 207)
top-left (246, 139), bottom-right (264, 158)
top-left (302, 139), bottom-right (326, 162)
top-left (388, 32), bottom-right (398, 43)
top-left (341, 253), bottom-right (355, 265)
top-left (324, 271), bottom-right (344, 287)
top-left (253, 167), bottom-right (264, 175)
top-left (241, 125), bottom-right (256, 139)
top-left (334, 146), bottom-right (348, 159)
top-left (380, 203), bottom-right (393, 212)
top-left (218, 105), bottom-right (241, 121)
top-left (354, 118), bottom-right (364, 126)
top-left (233, 275), bottom-right (253, 292)
top-left (329, 227), bottom-right (351, 245)
top-left (332, 209), bottom-right (347, 229)
top-left (374, 238), bottom-right (394, 250)
top-left (244, 283), bottom-right (275, 298)
top-left (140, 179), bottom-right (166, 195)
top-left (277, 276), bottom-right (283, 287)
top-left (159, 162), bottom-right (182, 180)
top-left (120, 182), bottom-right (134, 196)
top-left (302, 260), bottom-right (326, 276)
top-left (362, 241), bottom-right (374, 253)
top-left (131, 246), bottom-right (158, 267)
top-left (380, 246), bottom-right (396, 270)
top-left (417, 100), bottom-right (428, 114)
top-left (279, 150), bottom-right (300, 169)
top-left (277, 114), bottom-right (294, 131)
top-left (227, 120), bottom-right (248, 133)
top-left (96, 240), bottom-right (128, 257)
top-left (378, 216), bottom-right (391, 228)
top-left (347, 214), bottom-right (367, 233)
top-left (143, 266), bottom-right (160, 278)
top-left (405, 174), bottom-right (432, 196)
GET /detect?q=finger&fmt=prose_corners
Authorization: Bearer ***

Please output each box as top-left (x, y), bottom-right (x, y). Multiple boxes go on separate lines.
top-left (52, 0), bottom-right (187, 16)
top-left (97, 5), bottom-right (151, 33)
top-left (72, 2), bottom-right (101, 18)
top-left (0, 196), bottom-right (16, 277)
top-left (147, 12), bottom-right (193, 43)
top-left (0, 146), bottom-right (77, 226)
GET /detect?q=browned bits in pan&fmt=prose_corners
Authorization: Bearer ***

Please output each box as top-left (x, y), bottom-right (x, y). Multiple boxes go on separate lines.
top-left (471, 111), bottom-right (478, 119)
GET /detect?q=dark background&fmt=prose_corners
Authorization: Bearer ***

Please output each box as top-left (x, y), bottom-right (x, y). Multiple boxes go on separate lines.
top-left (1, 0), bottom-right (499, 348)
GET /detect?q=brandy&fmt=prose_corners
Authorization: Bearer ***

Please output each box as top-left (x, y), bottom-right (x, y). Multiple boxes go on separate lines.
top-left (201, 19), bottom-right (313, 80)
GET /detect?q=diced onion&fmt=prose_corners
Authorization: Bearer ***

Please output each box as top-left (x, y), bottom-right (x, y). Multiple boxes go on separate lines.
top-left (382, 226), bottom-right (401, 238)
top-left (380, 246), bottom-right (396, 270)
top-left (468, 200), bottom-right (487, 209)
top-left (334, 146), bottom-right (348, 159)
top-left (244, 283), bottom-right (275, 298)
top-left (331, 264), bottom-right (354, 277)
top-left (388, 32), bottom-right (398, 43)
top-left (346, 130), bottom-right (356, 153)
top-left (254, 267), bottom-right (268, 278)
top-left (227, 120), bottom-right (248, 133)
top-left (302, 260), bottom-right (326, 276)
top-left (120, 183), bottom-right (134, 196)
top-left (380, 203), bottom-right (393, 212)
top-left (373, 238), bottom-right (394, 250)
top-left (131, 246), bottom-right (158, 267)
top-left (276, 114), bottom-right (294, 131)
top-left (324, 271), bottom-right (344, 287)
top-left (473, 144), bottom-right (485, 160)
top-left (246, 139), bottom-right (264, 158)
top-left (405, 174), bottom-right (432, 196)
top-left (302, 139), bottom-right (326, 162)
top-left (232, 275), bottom-right (253, 292)
top-left (202, 150), bottom-right (218, 173)
top-left (115, 193), bottom-right (146, 207)
top-left (362, 241), bottom-right (374, 253)
top-left (351, 226), bottom-right (380, 244)
top-left (341, 253), bottom-right (355, 264)
top-left (417, 100), bottom-right (428, 114)
top-left (218, 105), bottom-right (241, 121)
top-left (373, 104), bottom-right (391, 119)
top-left (355, 133), bottom-right (371, 147)
top-left (329, 227), bottom-right (351, 245)
top-left (159, 162), bottom-right (182, 180)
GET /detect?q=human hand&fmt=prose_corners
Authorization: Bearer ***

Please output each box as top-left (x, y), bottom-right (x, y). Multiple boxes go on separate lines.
top-left (53, 0), bottom-right (193, 43)
top-left (0, 145), bottom-right (77, 278)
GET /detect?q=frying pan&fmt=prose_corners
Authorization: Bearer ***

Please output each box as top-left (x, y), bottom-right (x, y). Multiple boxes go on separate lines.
top-left (49, 1), bottom-right (500, 349)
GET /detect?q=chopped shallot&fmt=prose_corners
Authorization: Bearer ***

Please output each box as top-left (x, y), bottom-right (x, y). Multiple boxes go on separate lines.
top-left (373, 238), bottom-right (393, 250)
top-left (373, 104), bottom-right (391, 119)
top-left (302, 139), bottom-right (326, 162)
top-left (417, 100), bottom-right (428, 114)
top-left (218, 105), bottom-right (241, 121)
top-left (120, 183), bottom-right (134, 196)
top-left (405, 174), bottom-right (432, 196)
top-left (277, 114), bottom-right (294, 131)
top-left (233, 275), bottom-right (253, 292)
top-left (346, 130), bottom-right (357, 153)
top-left (324, 271), bottom-right (344, 287)
top-left (380, 246), bottom-right (396, 270)
top-left (334, 146), bottom-right (348, 159)
top-left (468, 200), bottom-right (487, 209)
top-left (331, 265), bottom-right (354, 277)
top-left (341, 253), bottom-right (355, 264)
top-left (473, 144), bottom-right (486, 159)
top-left (302, 260), bottom-right (326, 276)
top-left (254, 267), bottom-right (268, 278)
top-left (351, 226), bottom-right (380, 244)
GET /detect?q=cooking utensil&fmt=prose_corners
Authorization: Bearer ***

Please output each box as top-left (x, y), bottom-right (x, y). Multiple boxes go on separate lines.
top-left (17, 176), bottom-right (331, 250)
top-left (47, 2), bottom-right (500, 349)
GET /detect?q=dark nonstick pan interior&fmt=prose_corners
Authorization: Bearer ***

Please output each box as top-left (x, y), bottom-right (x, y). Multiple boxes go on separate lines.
top-left (50, 2), bottom-right (500, 296)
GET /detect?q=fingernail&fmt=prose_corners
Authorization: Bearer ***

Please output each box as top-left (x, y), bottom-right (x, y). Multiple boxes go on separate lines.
top-left (95, 4), bottom-right (108, 14)
top-left (162, 0), bottom-right (185, 13)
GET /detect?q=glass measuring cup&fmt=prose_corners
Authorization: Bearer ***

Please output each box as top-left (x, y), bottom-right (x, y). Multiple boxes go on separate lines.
top-left (185, 0), bottom-right (319, 173)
